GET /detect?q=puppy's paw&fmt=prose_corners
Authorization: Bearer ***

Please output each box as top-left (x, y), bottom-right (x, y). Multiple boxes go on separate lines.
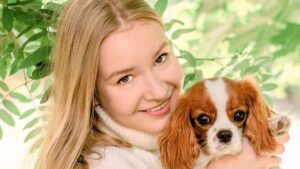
top-left (269, 167), bottom-right (281, 169)
top-left (269, 115), bottom-right (291, 136)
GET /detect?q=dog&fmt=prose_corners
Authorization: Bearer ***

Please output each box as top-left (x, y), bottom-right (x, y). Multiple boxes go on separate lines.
top-left (159, 77), bottom-right (290, 169)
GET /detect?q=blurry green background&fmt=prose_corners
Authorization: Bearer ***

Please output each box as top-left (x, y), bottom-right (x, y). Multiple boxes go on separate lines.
top-left (0, 0), bottom-right (299, 168)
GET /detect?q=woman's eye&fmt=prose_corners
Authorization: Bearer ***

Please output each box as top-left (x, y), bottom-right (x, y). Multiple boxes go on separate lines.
top-left (195, 114), bottom-right (210, 126)
top-left (117, 75), bottom-right (133, 85)
top-left (233, 111), bottom-right (246, 122)
top-left (154, 53), bottom-right (168, 65)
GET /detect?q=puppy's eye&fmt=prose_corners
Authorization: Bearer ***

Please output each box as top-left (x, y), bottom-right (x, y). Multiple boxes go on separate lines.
top-left (233, 111), bottom-right (246, 122)
top-left (195, 115), bottom-right (210, 126)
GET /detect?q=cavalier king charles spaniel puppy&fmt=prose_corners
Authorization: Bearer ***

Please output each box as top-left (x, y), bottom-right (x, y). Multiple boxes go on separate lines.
top-left (159, 77), bottom-right (290, 169)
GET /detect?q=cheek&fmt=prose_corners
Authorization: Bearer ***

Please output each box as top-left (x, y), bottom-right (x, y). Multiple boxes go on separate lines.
top-left (99, 85), bottom-right (141, 116)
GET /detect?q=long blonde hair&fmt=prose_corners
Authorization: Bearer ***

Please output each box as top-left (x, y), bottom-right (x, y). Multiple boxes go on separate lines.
top-left (36, 0), bottom-right (162, 169)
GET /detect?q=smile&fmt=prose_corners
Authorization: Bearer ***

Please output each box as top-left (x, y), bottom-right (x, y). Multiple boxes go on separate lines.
top-left (140, 96), bottom-right (172, 116)
top-left (145, 99), bottom-right (169, 112)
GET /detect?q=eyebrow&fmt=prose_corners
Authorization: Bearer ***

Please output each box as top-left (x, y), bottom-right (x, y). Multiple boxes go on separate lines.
top-left (106, 41), bottom-right (168, 80)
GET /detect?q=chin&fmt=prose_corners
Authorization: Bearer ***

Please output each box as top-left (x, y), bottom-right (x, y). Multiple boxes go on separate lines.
top-left (159, 76), bottom-right (291, 169)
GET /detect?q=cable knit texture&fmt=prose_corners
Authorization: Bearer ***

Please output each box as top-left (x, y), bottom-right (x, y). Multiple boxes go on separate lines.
top-left (87, 105), bottom-right (162, 169)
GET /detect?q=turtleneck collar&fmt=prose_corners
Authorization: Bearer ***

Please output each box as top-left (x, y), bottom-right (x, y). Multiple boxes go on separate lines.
top-left (94, 105), bottom-right (159, 151)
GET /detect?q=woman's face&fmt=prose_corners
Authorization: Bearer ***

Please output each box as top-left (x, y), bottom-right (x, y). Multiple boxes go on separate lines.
top-left (97, 20), bottom-right (183, 133)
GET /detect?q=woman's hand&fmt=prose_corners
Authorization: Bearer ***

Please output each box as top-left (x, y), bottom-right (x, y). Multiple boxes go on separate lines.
top-left (207, 135), bottom-right (289, 169)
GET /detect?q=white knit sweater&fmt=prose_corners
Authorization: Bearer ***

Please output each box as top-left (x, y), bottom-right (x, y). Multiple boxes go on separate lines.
top-left (87, 106), bottom-right (163, 169)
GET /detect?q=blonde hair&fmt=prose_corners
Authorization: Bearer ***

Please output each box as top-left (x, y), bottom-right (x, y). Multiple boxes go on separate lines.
top-left (36, 0), bottom-right (162, 169)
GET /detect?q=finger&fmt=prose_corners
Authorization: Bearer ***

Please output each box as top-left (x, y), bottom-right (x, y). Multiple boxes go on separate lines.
top-left (267, 156), bottom-right (282, 168)
top-left (273, 144), bottom-right (285, 155)
top-left (275, 144), bottom-right (285, 155)
top-left (274, 134), bottom-right (290, 144)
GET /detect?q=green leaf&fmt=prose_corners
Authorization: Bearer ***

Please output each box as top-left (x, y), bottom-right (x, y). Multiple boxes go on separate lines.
top-left (261, 83), bottom-right (278, 91)
top-left (271, 23), bottom-right (300, 57)
top-left (214, 67), bottom-right (225, 77)
top-left (29, 81), bottom-right (40, 93)
top-left (183, 73), bottom-right (196, 87)
top-left (172, 28), bottom-right (195, 39)
top-left (227, 55), bottom-right (238, 66)
top-left (195, 58), bottom-right (204, 66)
top-left (30, 60), bottom-right (53, 79)
top-left (25, 64), bottom-right (35, 78)
top-left (260, 74), bottom-right (272, 83)
top-left (0, 61), bottom-right (8, 79)
top-left (244, 65), bottom-right (260, 74)
top-left (29, 137), bottom-right (44, 153)
top-left (9, 59), bottom-right (21, 76)
top-left (255, 56), bottom-right (273, 66)
top-left (44, 78), bottom-right (52, 91)
top-left (8, 0), bottom-right (17, 4)
top-left (180, 50), bottom-right (196, 67)
top-left (41, 35), bottom-right (53, 47)
top-left (17, 26), bottom-right (33, 38)
top-left (154, 0), bottom-right (168, 17)
top-left (23, 118), bottom-right (39, 130)
top-left (40, 86), bottom-right (52, 103)
top-left (196, 70), bottom-right (203, 80)
top-left (9, 52), bottom-right (25, 76)
top-left (0, 126), bottom-right (2, 139)
top-left (24, 127), bottom-right (42, 143)
top-left (2, 7), bottom-right (14, 32)
top-left (19, 31), bottom-right (48, 51)
top-left (164, 19), bottom-right (184, 31)
top-left (3, 43), bottom-right (15, 54)
top-left (35, 93), bottom-right (43, 99)
top-left (0, 109), bottom-right (15, 126)
top-left (233, 59), bottom-right (250, 72)
top-left (19, 46), bottom-right (52, 69)
top-left (225, 72), bottom-right (233, 78)
top-left (9, 92), bottom-right (31, 103)
top-left (3, 99), bottom-right (20, 116)
top-left (13, 9), bottom-right (37, 25)
top-left (0, 81), bottom-right (9, 92)
top-left (20, 109), bottom-right (36, 120)
top-left (45, 2), bottom-right (63, 13)
top-left (0, 93), bottom-right (3, 98)
top-left (20, 0), bottom-right (42, 6)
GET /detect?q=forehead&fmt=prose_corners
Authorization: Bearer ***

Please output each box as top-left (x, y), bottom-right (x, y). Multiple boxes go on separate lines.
top-left (98, 20), bottom-right (166, 77)
top-left (189, 78), bottom-right (249, 113)
top-left (188, 81), bottom-right (217, 118)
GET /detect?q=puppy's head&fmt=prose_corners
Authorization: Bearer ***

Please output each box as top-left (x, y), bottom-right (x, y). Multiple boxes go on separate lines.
top-left (159, 77), bottom-right (277, 169)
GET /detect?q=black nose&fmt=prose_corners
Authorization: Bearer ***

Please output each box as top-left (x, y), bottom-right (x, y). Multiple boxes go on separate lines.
top-left (217, 130), bottom-right (232, 143)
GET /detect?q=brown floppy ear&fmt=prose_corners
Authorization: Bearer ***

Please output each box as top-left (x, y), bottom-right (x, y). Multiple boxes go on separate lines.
top-left (159, 96), bottom-right (199, 169)
top-left (243, 77), bottom-right (277, 155)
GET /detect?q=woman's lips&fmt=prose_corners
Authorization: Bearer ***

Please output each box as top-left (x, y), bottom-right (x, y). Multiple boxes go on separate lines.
top-left (140, 98), bottom-right (171, 116)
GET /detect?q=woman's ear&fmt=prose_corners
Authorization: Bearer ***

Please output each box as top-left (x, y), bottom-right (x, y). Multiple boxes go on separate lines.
top-left (243, 78), bottom-right (277, 155)
top-left (159, 97), bottom-right (199, 169)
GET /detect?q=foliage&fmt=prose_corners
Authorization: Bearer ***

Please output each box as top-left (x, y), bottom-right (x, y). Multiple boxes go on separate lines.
top-left (162, 0), bottom-right (300, 95)
top-left (0, 0), bottom-right (299, 153)
top-left (0, 0), bottom-right (62, 152)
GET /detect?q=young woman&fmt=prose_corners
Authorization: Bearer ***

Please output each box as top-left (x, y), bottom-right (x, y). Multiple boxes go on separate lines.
top-left (36, 0), bottom-right (288, 169)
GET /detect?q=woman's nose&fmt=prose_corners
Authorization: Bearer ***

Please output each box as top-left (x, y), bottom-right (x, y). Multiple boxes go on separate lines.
top-left (143, 72), bottom-right (167, 101)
